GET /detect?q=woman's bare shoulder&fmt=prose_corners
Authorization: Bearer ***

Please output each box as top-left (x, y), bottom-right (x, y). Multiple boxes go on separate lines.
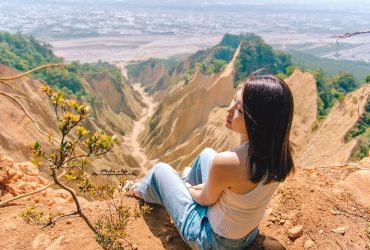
top-left (214, 145), bottom-right (249, 170)
top-left (211, 145), bottom-right (249, 179)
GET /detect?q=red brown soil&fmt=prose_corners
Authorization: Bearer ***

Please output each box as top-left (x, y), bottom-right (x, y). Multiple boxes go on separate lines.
top-left (1, 154), bottom-right (369, 250)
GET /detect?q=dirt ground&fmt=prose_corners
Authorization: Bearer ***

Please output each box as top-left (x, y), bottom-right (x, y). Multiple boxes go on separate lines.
top-left (1, 154), bottom-right (369, 250)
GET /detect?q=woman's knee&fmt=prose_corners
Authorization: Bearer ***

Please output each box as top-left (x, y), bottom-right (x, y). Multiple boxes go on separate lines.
top-left (153, 162), bottom-right (176, 176)
top-left (200, 147), bottom-right (217, 159)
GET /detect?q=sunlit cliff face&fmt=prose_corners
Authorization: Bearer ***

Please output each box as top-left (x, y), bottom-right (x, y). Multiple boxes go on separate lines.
top-left (225, 87), bottom-right (248, 138)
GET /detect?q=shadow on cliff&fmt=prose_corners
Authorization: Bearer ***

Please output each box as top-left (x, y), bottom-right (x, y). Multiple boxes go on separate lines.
top-left (139, 200), bottom-right (191, 249)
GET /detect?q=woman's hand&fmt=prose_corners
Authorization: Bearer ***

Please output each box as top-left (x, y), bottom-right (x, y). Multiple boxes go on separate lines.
top-left (185, 183), bottom-right (204, 190)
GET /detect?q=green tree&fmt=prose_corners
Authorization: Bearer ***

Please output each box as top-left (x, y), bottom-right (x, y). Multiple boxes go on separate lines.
top-left (333, 72), bottom-right (357, 93)
top-left (234, 36), bottom-right (292, 85)
top-left (365, 74), bottom-right (370, 83)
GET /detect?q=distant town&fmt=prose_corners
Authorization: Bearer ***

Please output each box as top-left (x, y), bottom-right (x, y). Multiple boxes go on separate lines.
top-left (1, 1), bottom-right (369, 63)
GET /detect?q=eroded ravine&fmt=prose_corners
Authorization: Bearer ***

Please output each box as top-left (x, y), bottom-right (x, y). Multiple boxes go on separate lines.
top-left (125, 82), bottom-right (159, 176)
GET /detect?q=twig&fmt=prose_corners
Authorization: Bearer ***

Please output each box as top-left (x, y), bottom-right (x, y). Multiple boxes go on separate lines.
top-left (0, 79), bottom-right (32, 100)
top-left (0, 64), bottom-right (64, 81)
top-left (334, 31), bottom-right (370, 47)
top-left (323, 194), bottom-right (369, 222)
top-left (117, 237), bottom-right (134, 248)
top-left (0, 91), bottom-right (58, 142)
top-left (333, 31), bottom-right (370, 128)
top-left (335, 240), bottom-right (346, 250)
top-left (40, 211), bottom-right (79, 229)
top-left (335, 30), bottom-right (370, 39)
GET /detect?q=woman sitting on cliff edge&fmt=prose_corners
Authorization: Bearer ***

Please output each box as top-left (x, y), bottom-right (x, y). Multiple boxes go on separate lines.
top-left (125, 69), bottom-right (295, 249)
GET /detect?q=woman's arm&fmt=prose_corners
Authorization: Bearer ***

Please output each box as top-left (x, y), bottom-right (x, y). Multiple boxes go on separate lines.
top-left (187, 154), bottom-right (233, 206)
top-left (188, 187), bottom-right (205, 204)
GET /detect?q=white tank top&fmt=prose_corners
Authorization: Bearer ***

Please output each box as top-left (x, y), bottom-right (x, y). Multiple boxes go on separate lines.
top-left (207, 177), bottom-right (280, 239)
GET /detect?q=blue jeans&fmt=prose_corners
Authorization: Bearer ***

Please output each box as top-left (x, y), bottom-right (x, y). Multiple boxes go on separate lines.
top-left (137, 147), bottom-right (259, 249)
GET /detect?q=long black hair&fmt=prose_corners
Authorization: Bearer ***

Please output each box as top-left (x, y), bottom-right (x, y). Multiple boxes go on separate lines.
top-left (241, 70), bottom-right (295, 184)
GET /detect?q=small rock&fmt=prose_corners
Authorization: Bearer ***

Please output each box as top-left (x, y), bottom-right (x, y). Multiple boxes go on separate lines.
top-left (288, 225), bottom-right (304, 239)
top-left (8, 169), bottom-right (17, 177)
top-left (287, 212), bottom-right (295, 219)
top-left (53, 197), bottom-right (67, 205)
top-left (283, 220), bottom-right (293, 229)
top-left (262, 236), bottom-right (285, 250)
top-left (279, 219), bottom-right (286, 224)
top-left (28, 182), bottom-right (38, 190)
top-left (54, 190), bottom-right (70, 199)
top-left (32, 233), bottom-right (52, 249)
top-left (330, 209), bottom-right (337, 215)
top-left (165, 235), bottom-right (173, 243)
top-left (63, 238), bottom-right (72, 244)
top-left (265, 208), bottom-right (273, 216)
top-left (16, 181), bottom-right (26, 191)
top-left (310, 173), bottom-right (318, 178)
top-left (47, 200), bottom-right (55, 206)
top-left (132, 244), bottom-right (138, 250)
top-left (4, 221), bottom-right (17, 231)
top-left (46, 235), bottom-right (66, 250)
top-left (65, 220), bottom-right (72, 225)
top-left (332, 226), bottom-right (346, 235)
top-left (16, 171), bottom-right (24, 179)
top-left (319, 230), bottom-right (324, 234)
top-left (304, 239), bottom-right (315, 249)
top-left (270, 216), bottom-right (276, 222)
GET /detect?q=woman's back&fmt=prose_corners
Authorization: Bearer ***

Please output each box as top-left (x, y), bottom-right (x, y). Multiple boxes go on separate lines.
top-left (207, 143), bottom-right (280, 239)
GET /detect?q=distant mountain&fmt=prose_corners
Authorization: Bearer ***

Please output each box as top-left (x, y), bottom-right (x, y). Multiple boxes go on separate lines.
top-left (127, 33), bottom-right (292, 94)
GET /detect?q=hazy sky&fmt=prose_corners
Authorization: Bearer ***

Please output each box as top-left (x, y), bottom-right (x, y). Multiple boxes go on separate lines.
top-left (11, 0), bottom-right (370, 5)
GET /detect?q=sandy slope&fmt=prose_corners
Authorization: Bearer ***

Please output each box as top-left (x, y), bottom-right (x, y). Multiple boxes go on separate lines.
top-left (297, 84), bottom-right (368, 167)
top-left (138, 45), bottom-right (242, 171)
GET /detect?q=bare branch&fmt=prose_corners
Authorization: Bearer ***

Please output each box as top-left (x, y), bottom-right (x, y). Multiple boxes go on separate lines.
top-left (0, 79), bottom-right (33, 100)
top-left (51, 168), bottom-right (98, 234)
top-left (40, 211), bottom-right (79, 229)
top-left (334, 30), bottom-right (370, 40)
top-left (0, 91), bottom-right (58, 142)
top-left (332, 31), bottom-right (370, 129)
top-left (0, 64), bottom-right (64, 81)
